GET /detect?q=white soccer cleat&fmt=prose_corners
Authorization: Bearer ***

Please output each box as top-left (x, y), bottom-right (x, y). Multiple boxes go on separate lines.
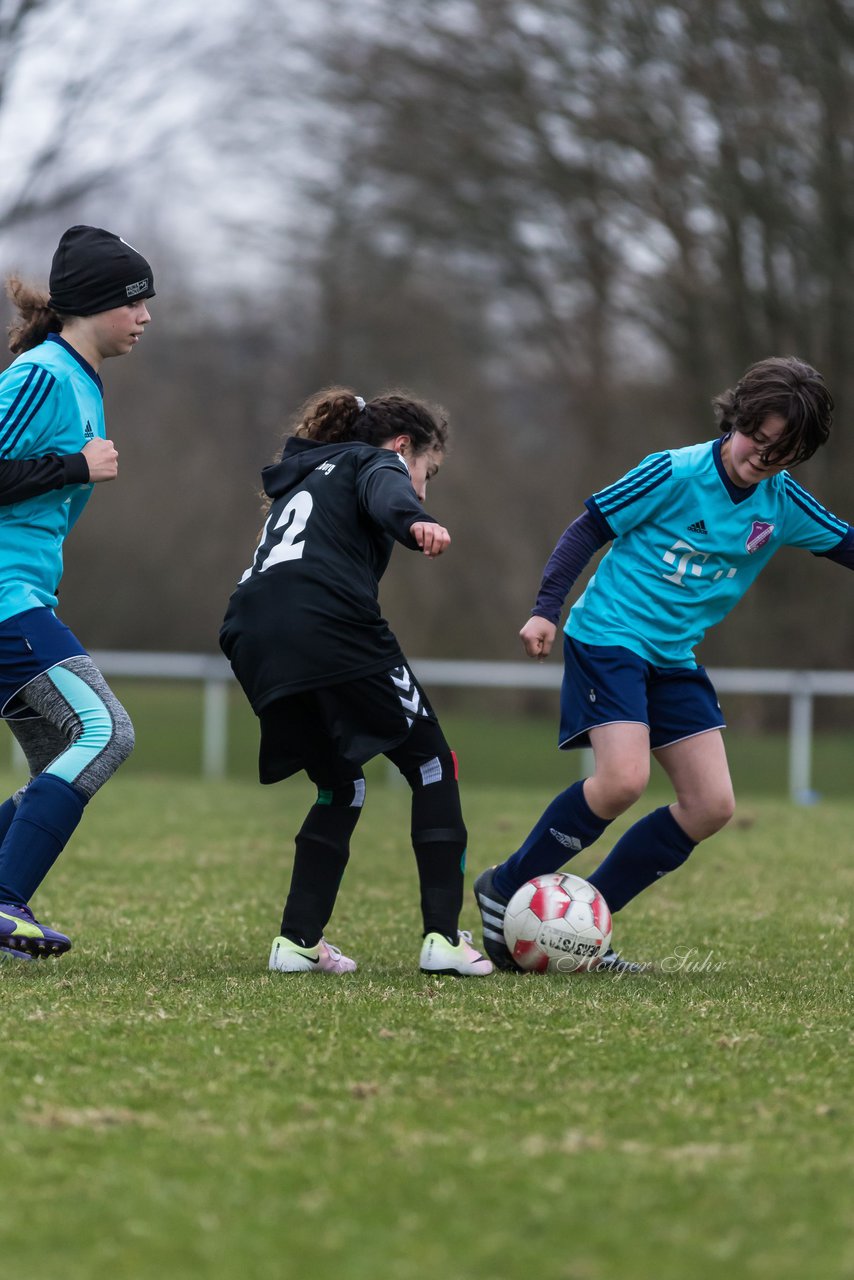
top-left (419, 929), bottom-right (494, 977)
top-left (269, 935), bottom-right (357, 974)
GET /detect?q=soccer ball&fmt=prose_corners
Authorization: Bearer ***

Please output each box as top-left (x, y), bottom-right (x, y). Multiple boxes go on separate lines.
top-left (503, 873), bottom-right (612, 973)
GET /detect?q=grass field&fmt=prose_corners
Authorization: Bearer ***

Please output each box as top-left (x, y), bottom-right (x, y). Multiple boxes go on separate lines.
top-left (1, 765), bottom-right (851, 1279)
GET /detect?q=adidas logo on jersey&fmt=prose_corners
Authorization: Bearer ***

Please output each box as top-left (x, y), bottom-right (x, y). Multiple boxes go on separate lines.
top-left (315, 461), bottom-right (336, 475)
top-left (687, 519), bottom-right (707, 535)
top-left (83, 421), bottom-right (94, 440)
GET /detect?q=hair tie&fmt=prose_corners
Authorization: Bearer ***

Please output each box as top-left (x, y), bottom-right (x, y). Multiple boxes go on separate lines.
top-left (354, 395), bottom-right (366, 412)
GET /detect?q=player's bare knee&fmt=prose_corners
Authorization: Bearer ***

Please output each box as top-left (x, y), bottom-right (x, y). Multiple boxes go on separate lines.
top-left (595, 764), bottom-right (649, 814)
top-left (707, 790), bottom-right (735, 833)
top-left (682, 791), bottom-right (734, 839)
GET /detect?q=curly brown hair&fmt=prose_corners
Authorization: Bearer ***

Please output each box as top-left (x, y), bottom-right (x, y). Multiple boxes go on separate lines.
top-left (291, 386), bottom-right (448, 455)
top-left (712, 356), bottom-right (833, 468)
top-left (5, 276), bottom-right (63, 354)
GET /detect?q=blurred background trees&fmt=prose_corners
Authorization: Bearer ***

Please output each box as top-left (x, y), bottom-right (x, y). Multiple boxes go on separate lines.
top-left (0, 0), bottom-right (852, 677)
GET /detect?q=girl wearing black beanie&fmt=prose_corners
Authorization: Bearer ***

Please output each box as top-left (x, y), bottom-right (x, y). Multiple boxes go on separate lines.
top-left (0, 225), bottom-right (154, 959)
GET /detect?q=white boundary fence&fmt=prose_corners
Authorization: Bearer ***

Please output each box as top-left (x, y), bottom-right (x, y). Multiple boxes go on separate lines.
top-left (12, 652), bottom-right (854, 803)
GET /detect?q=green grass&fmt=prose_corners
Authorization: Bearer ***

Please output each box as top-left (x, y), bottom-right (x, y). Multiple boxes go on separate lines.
top-left (1, 770), bottom-right (851, 1279)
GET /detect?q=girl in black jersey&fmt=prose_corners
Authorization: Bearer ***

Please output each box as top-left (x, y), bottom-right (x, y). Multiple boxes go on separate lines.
top-left (220, 388), bottom-right (492, 978)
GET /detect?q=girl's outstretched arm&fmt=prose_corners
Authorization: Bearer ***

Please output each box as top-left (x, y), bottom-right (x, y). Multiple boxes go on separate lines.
top-left (530, 508), bottom-right (612, 625)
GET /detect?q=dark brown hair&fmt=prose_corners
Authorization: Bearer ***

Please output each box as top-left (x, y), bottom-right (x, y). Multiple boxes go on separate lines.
top-left (712, 356), bottom-right (833, 468)
top-left (5, 276), bottom-right (63, 354)
top-left (291, 386), bottom-right (448, 455)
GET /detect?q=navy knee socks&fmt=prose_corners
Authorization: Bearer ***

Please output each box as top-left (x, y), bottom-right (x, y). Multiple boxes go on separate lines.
top-left (0, 775), bottom-right (87, 905)
top-left (493, 780), bottom-right (612, 899)
top-left (588, 805), bottom-right (696, 912)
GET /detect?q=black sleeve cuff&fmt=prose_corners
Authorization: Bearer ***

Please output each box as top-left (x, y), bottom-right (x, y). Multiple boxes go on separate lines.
top-left (61, 453), bottom-right (90, 485)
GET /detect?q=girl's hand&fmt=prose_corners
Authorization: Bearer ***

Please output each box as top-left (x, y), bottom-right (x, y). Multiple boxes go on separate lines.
top-left (82, 438), bottom-right (119, 483)
top-left (411, 521), bottom-right (450, 557)
top-left (520, 615), bottom-right (556, 660)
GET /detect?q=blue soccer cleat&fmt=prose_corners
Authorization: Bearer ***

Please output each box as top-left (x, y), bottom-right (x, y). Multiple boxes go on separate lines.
top-left (0, 903), bottom-right (71, 957)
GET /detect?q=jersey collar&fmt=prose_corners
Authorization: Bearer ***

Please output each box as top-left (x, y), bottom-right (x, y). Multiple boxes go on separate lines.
top-left (46, 333), bottom-right (104, 396)
top-left (713, 435), bottom-right (757, 504)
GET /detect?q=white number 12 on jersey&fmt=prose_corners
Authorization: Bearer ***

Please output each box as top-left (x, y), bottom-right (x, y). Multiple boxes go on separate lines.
top-left (240, 490), bottom-right (314, 582)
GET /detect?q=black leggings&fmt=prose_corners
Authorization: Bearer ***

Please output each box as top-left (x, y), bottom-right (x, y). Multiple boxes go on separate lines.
top-left (279, 719), bottom-right (467, 946)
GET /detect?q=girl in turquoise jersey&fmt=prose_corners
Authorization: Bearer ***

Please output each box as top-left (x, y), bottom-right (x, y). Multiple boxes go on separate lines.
top-left (474, 357), bottom-right (852, 971)
top-left (0, 225), bottom-right (154, 959)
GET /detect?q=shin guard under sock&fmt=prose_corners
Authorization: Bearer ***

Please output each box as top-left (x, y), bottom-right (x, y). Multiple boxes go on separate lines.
top-left (588, 805), bottom-right (696, 913)
top-left (0, 796), bottom-right (18, 848)
top-left (413, 839), bottom-right (465, 940)
top-left (280, 788), bottom-right (363, 946)
top-left (409, 770), bottom-right (466, 940)
top-left (493, 780), bottom-right (612, 899)
top-left (0, 774), bottom-right (87, 904)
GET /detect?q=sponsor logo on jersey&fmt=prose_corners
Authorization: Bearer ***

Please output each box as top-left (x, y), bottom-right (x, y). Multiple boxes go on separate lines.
top-left (315, 461), bottom-right (336, 475)
top-left (125, 279), bottom-right (149, 298)
top-left (746, 520), bottom-right (774, 553)
top-left (687, 519), bottom-right (707, 534)
top-left (83, 420), bottom-right (94, 440)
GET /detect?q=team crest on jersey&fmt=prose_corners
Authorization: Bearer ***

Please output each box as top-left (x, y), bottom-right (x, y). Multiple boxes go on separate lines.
top-left (746, 520), bottom-right (774, 554)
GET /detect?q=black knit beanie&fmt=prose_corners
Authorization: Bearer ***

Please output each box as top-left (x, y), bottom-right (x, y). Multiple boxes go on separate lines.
top-left (48, 225), bottom-right (155, 316)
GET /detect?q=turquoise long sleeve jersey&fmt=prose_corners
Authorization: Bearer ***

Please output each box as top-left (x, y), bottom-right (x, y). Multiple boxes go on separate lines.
top-left (0, 334), bottom-right (103, 622)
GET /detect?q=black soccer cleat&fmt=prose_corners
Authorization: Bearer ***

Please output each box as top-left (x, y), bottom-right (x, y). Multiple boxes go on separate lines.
top-left (473, 866), bottom-right (522, 972)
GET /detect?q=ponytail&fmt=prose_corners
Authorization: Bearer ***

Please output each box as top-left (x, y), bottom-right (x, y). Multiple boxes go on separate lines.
top-left (6, 276), bottom-right (63, 354)
top-left (290, 386), bottom-right (448, 454)
top-left (292, 387), bottom-right (364, 443)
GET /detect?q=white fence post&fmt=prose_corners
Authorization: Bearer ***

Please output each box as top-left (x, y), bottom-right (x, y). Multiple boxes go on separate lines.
top-left (789, 683), bottom-right (816, 804)
top-left (202, 678), bottom-right (229, 780)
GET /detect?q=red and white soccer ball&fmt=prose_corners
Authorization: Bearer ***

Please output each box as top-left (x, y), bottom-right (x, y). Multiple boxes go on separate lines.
top-left (503, 873), bottom-right (613, 973)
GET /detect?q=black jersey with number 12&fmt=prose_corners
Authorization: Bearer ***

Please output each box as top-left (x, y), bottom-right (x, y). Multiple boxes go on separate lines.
top-left (219, 436), bottom-right (438, 712)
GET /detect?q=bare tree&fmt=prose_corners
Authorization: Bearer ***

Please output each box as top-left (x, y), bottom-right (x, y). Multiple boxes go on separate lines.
top-left (0, 0), bottom-right (234, 237)
top-left (0, 0), bottom-right (40, 106)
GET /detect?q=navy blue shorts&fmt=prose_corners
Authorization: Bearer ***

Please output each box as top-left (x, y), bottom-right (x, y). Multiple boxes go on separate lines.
top-left (0, 608), bottom-right (87, 720)
top-left (559, 635), bottom-right (725, 751)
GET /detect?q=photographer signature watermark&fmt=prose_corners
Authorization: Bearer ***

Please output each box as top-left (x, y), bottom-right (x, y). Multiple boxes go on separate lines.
top-left (660, 946), bottom-right (727, 973)
top-left (554, 945), bottom-right (727, 975)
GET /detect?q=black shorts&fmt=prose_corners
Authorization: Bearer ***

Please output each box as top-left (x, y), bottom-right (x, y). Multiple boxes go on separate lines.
top-left (258, 663), bottom-right (437, 784)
